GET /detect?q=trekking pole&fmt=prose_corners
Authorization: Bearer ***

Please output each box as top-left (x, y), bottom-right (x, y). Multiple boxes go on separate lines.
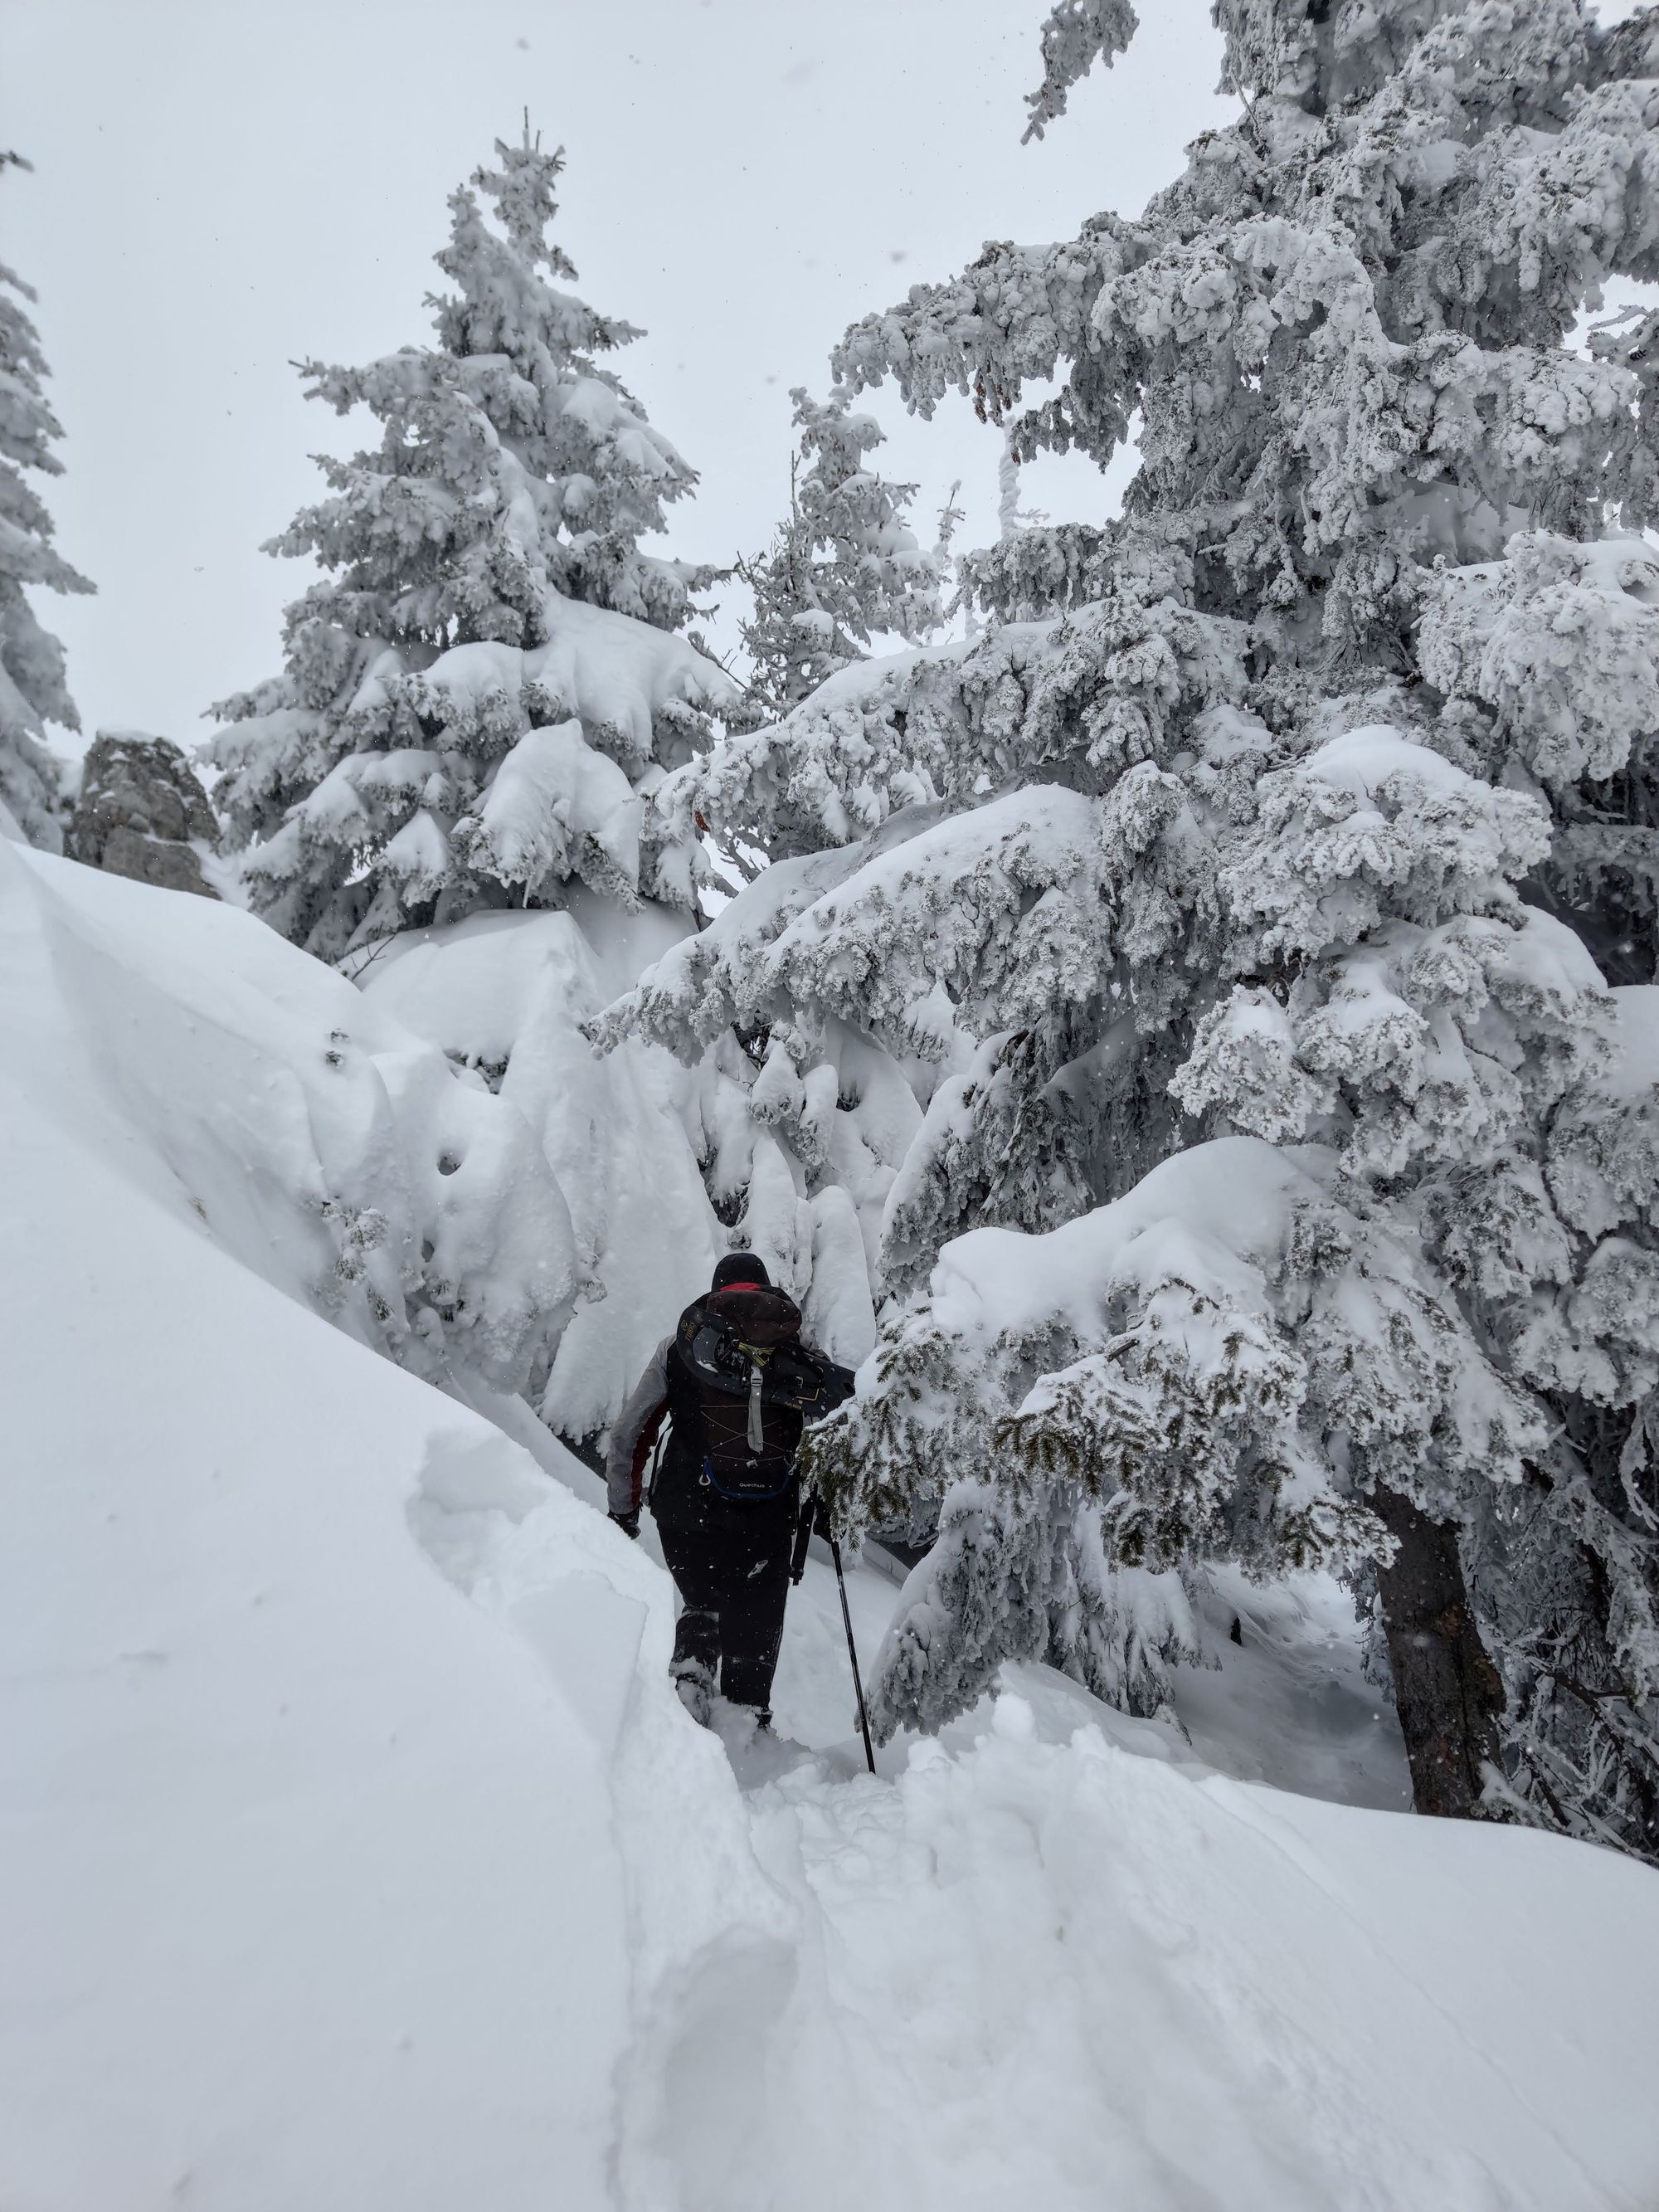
top-left (825, 1513), bottom-right (878, 1776)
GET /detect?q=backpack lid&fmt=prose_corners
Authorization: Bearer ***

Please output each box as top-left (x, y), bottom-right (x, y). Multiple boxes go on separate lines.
top-left (700, 1283), bottom-right (802, 1349)
top-left (676, 1285), bottom-right (808, 1409)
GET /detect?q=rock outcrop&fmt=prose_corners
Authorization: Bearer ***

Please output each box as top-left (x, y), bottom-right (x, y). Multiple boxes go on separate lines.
top-left (70, 730), bottom-right (220, 898)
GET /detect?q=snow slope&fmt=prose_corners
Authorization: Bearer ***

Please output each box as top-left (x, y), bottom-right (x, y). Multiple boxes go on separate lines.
top-left (5, 841), bottom-right (1659, 2212)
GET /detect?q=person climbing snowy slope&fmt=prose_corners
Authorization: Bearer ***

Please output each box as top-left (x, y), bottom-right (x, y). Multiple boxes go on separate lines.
top-left (606, 1252), bottom-right (853, 1728)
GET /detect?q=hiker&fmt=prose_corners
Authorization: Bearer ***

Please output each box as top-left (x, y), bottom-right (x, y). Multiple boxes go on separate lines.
top-left (606, 1253), bottom-right (853, 1730)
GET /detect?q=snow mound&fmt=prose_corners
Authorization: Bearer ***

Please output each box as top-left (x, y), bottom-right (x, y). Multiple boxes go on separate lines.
top-left (359, 894), bottom-right (726, 1440)
top-left (3, 847), bottom-right (1659, 2211)
top-left (0, 839), bottom-right (578, 1391)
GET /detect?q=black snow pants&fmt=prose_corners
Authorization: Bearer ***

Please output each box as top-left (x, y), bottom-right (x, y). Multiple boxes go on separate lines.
top-left (657, 1513), bottom-right (795, 1712)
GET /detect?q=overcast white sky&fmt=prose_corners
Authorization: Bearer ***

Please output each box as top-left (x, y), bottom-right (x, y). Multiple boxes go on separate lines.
top-left (3, 0), bottom-right (1231, 750)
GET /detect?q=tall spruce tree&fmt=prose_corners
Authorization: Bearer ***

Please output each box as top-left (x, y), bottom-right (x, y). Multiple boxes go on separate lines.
top-left (737, 386), bottom-right (946, 721)
top-left (0, 152), bottom-right (93, 852)
top-left (601, 1), bottom-right (1659, 1858)
top-left (211, 123), bottom-right (737, 961)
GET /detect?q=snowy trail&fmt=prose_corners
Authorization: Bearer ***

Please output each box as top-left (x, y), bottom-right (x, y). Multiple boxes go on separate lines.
top-left (503, 1519), bottom-right (1658, 2212)
top-left (504, 1449), bottom-right (1655, 2211)
top-left (5, 841), bottom-right (1659, 2212)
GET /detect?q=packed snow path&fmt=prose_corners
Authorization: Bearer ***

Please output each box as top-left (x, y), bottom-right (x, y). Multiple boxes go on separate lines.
top-left (4, 839), bottom-right (1659, 2211)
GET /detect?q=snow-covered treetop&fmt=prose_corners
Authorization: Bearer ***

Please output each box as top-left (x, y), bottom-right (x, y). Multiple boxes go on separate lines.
top-left (211, 125), bottom-right (738, 961)
top-left (270, 122), bottom-right (708, 660)
top-left (0, 149), bottom-right (94, 852)
top-left (737, 387), bottom-right (947, 721)
top-left (839, 0), bottom-right (1659, 673)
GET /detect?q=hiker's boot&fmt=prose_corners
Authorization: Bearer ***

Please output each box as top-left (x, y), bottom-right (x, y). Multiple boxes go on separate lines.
top-left (671, 1654), bottom-right (715, 1728)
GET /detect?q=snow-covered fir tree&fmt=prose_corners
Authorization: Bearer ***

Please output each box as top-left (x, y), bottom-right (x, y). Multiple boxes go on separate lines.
top-left (600, 0), bottom-right (1659, 1859)
top-left (736, 386), bottom-right (946, 721)
top-left (0, 151), bottom-right (93, 851)
top-left (210, 121), bottom-right (735, 962)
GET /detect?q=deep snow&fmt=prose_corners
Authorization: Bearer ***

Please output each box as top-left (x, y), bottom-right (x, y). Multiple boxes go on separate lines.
top-left (4, 840), bottom-right (1659, 2211)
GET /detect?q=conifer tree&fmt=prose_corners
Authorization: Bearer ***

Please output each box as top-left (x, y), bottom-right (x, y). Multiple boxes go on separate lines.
top-left (603, 0), bottom-right (1659, 1856)
top-left (736, 387), bottom-right (946, 721)
top-left (211, 126), bottom-right (789, 1458)
top-left (0, 152), bottom-right (93, 852)
top-left (211, 123), bottom-right (737, 961)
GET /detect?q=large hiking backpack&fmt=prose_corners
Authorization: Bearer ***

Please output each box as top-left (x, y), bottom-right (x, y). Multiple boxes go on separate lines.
top-left (672, 1285), bottom-right (848, 1501)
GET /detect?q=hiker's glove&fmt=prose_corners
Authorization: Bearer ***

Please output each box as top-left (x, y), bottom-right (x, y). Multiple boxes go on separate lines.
top-left (610, 1509), bottom-right (640, 1541)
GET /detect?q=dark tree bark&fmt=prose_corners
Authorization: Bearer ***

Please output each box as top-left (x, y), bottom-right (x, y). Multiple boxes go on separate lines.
top-left (1372, 1486), bottom-right (1506, 1820)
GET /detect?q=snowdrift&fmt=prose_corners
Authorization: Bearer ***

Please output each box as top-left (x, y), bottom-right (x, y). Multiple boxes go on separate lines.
top-left (4, 840), bottom-right (1659, 2212)
top-left (357, 893), bottom-right (727, 1442)
top-left (0, 825), bottom-right (579, 1394)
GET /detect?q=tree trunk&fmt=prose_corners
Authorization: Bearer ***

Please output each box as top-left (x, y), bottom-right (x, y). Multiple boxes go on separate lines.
top-left (1372, 1487), bottom-right (1506, 1820)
